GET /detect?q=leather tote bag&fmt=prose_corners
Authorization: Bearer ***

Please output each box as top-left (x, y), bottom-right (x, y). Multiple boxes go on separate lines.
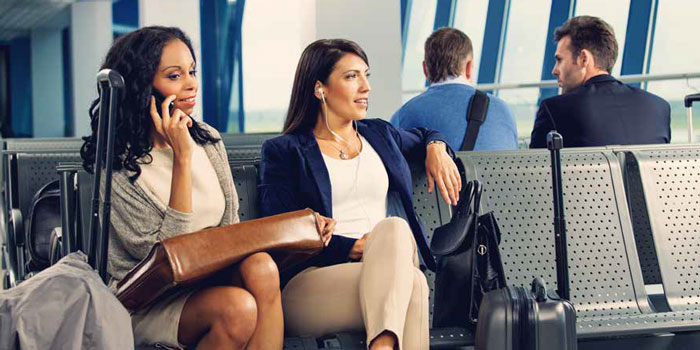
top-left (116, 208), bottom-right (323, 313)
top-left (431, 180), bottom-right (507, 328)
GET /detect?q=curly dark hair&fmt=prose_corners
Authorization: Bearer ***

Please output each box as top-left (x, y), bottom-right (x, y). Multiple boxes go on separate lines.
top-left (80, 26), bottom-right (219, 182)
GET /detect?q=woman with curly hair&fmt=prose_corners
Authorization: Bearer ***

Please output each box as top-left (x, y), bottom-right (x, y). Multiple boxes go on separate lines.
top-left (80, 26), bottom-right (283, 349)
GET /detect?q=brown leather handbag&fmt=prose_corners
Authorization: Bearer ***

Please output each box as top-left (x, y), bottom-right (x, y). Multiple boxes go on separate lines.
top-left (116, 209), bottom-right (323, 312)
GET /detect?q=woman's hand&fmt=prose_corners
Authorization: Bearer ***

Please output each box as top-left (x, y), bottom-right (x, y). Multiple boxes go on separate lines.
top-left (348, 233), bottom-right (369, 260)
top-left (313, 213), bottom-right (335, 247)
top-left (150, 95), bottom-right (194, 159)
top-left (425, 141), bottom-right (462, 206)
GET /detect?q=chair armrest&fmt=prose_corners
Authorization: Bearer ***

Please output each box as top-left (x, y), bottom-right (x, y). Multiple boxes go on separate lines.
top-left (9, 209), bottom-right (23, 246)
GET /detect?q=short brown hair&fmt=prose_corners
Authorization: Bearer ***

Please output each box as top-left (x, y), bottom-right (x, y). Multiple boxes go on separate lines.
top-left (554, 16), bottom-right (618, 72)
top-left (424, 27), bottom-right (473, 83)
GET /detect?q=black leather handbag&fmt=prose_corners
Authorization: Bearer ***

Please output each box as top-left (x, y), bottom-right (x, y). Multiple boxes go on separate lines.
top-left (431, 179), bottom-right (507, 328)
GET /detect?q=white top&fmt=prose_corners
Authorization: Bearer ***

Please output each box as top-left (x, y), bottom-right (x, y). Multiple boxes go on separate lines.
top-left (137, 143), bottom-right (226, 232)
top-left (322, 135), bottom-right (389, 239)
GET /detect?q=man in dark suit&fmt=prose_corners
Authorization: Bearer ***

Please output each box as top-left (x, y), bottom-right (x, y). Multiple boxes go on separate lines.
top-left (530, 16), bottom-right (670, 148)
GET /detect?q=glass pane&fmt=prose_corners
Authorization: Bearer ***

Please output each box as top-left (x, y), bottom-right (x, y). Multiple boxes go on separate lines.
top-left (241, 0), bottom-right (315, 132)
top-left (574, 0), bottom-right (630, 77)
top-left (498, 0), bottom-right (551, 140)
top-left (453, 0), bottom-right (489, 83)
top-left (646, 0), bottom-right (700, 142)
top-left (401, 0), bottom-right (437, 97)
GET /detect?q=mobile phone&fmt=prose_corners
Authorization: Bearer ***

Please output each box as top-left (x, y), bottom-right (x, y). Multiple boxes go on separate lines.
top-left (153, 90), bottom-right (175, 117)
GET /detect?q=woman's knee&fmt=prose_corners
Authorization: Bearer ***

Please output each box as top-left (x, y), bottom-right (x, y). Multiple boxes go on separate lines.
top-left (411, 268), bottom-right (429, 303)
top-left (213, 288), bottom-right (258, 344)
top-left (239, 252), bottom-right (281, 300)
top-left (368, 217), bottom-right (414, 250)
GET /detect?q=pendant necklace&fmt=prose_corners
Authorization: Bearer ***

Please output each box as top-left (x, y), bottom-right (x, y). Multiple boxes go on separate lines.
top-left (318, 133), bottom-right (360, 160)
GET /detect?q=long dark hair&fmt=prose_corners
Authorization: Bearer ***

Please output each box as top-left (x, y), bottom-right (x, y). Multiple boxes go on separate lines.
top-left (80, 26), bottom-right (219, 181)
top-left (283, 39), bottom-right (368, 134)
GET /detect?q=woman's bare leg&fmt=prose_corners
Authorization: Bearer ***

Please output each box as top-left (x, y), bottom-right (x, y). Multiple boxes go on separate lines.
top-left (236, 252), bottom-right (284, 350)
top-left (178, 286), bottom-right (258, 349)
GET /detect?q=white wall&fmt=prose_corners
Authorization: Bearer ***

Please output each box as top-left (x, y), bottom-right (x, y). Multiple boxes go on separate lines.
top-left (139, 0), bottom-right (203, 120)
top-left (70, 1), bottom-right (113, 137)
top-left (315, 0), bottom-right (403, 120)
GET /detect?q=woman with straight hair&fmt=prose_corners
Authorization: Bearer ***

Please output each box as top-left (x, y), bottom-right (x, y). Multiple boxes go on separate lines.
top-left (259, 39), bottom-right (462, 350)
top-left (81, 26), bottom-right (284, 349)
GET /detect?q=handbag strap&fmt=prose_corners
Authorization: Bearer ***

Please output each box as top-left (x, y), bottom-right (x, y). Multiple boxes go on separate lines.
top-left (471, 180), bottom-right (483, 216)
top-left (460, 90), bottom-right (490, 151)
top-left (454, 181), bottom-right (476, 215)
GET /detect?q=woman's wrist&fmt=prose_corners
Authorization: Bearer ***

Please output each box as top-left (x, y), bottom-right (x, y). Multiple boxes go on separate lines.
top-left (427, 140), bottom-right (447, 151)
top-left (173, 151), bottom-right (192, 164)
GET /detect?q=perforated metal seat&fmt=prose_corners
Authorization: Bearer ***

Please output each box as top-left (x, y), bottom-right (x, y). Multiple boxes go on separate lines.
top-left (625, 148), bottom-right (700, 312)
top-left (456, 149), bottom-right (700, 337)
top-left (3, 152), bottom-right (82, 282)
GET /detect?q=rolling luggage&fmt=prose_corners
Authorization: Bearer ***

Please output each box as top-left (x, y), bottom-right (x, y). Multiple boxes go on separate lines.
top-left (475, 131), bottom-right (577, 350)
top-left (686, 93), bottom-right (700, 143)
top-left (88, 69), bottom-right (124, 281)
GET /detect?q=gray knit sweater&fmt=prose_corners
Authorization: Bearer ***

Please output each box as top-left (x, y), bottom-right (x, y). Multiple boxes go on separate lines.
top-left (105, 124), bottom-right (239, 286)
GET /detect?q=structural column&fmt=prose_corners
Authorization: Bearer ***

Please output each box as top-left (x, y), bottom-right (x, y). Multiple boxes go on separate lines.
top-left (70, 1), bottom-right (112, 137)
top-left (316, 0), bottom-right (402, 120)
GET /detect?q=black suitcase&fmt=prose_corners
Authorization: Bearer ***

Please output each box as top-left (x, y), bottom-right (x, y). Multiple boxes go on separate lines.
top-left (475, 131), bottom-right (577, 350)
top-left (88, 69), bottom-right (124, 282)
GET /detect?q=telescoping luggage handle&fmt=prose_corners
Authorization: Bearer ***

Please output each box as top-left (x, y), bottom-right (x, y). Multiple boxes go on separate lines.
top-left (546, 131), bottom-right (570, 301)
top-left (686, 93), bottom-right (700, 144)
top-left (88, 69), bottom-right (125, 283)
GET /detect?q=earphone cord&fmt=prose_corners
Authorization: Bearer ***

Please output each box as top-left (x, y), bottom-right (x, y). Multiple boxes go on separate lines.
top-left (321, 92), bottom-right (372, 234)
top-left (321, 93), bottom-right (360, 154)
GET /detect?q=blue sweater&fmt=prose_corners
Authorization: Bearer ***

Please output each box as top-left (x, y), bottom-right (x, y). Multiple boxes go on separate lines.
top-left (391, 83), bottom-right (518, 151)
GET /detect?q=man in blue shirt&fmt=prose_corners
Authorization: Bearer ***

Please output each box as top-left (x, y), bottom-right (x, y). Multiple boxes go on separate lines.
top-left (391, 27), bottom-right (518, 151)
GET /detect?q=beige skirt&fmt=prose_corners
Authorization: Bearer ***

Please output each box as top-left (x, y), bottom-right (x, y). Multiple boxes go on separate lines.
top-left (130, 287), bottom-right (196, 349)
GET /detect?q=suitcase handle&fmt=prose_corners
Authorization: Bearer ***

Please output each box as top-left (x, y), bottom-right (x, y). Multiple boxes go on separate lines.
top-left (684, 93), bottom-right (700, 108)
top-left (531, 277), bottom-right (548, 302)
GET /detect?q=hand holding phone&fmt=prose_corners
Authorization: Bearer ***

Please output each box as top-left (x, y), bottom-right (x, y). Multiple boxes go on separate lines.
top-left (153, 90), bottom-right (175, 118)
top-left (149, 92), bottom-right (194, 158)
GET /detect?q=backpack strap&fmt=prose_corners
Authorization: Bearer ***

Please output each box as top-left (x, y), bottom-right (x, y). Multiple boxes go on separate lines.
top-left (460, 90), bottom-right (490, 151)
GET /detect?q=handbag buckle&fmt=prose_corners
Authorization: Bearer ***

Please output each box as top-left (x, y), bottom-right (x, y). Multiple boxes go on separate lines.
top-left (477, 244), bottom-right (487, 256)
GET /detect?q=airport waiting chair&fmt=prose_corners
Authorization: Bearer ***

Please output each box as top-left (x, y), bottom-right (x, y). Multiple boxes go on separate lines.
top-left (219, 132), bottom-right (278, 147)
top-left (2, 151), bottom-right (81, 287)
top-left (457, 148), bottom-right (700, 338)
top-left (623, 147), bottom-right (700, 313)
top-left (610, 144), bottom-right (700, 287)
top-left (61, 154), bottom-right (471, 349)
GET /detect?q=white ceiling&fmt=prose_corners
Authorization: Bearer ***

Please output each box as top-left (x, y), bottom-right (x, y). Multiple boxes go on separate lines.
top-left (0, 0), bottom-right (76, 41)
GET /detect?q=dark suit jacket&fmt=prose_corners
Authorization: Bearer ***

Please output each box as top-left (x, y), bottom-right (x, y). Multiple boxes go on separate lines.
top-left (530, 74), bottom-right (671, 148)
top-left (259, 119), bottom-right (448, 280)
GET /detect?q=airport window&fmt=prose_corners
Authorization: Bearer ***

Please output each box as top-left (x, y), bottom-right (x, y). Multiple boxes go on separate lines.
top-left (574, 0), bottom-right (630, 77)
top-left (453, 0), bottom-right (489, 84)
top-left (240, 1), bottom-right (315, 132)
top-left (400, 0), bottom-right (437, 103)
top-left (497, 0), bottom-right (551, 138)
top-left (646, 0), bottom-right (700, 143)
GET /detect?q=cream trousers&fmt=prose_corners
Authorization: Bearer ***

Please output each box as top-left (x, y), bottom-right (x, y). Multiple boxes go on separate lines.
top-left (282, 217), bottom-right (429, 349)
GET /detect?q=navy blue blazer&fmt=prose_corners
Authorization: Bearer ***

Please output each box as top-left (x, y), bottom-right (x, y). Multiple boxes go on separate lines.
top-left (530, 74), bottom-right (671, 148)
top-left (259, 119), bottom-right (448, 279)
